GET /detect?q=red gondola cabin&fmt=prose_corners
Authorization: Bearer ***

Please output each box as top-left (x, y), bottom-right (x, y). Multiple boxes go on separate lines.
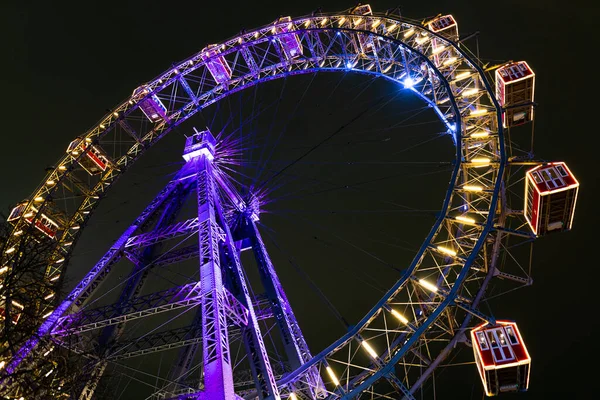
top-left (427, 15), bottom-right (458, 67)
top-left (495, 61), bottom-right (535, 127)
top-left (524, 162), bottom-right (578, 236)
top-left (0, 299), bottom-right (23, 326)
top-left (67, 138), bottom-right (110, 175)
top-left (471, 321), bottom-right (530, 396)
top-left (7, 202), bottom-right (59, 239)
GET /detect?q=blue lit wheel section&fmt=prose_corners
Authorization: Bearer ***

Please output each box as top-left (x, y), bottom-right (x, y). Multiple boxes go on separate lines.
top-left (1, 5), bottom-right (569, 399)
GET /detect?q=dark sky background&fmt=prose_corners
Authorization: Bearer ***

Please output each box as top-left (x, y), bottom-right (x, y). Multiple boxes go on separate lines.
top-left (1, 0), bottom-right (598, 398)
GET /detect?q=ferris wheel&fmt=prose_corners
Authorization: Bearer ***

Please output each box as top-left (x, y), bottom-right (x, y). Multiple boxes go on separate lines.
top-left (0, 4), bottom-right (580, 399)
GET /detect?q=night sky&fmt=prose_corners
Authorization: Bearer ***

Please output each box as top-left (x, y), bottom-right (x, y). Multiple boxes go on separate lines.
top-left (1, 0), bottom-right (597, 398)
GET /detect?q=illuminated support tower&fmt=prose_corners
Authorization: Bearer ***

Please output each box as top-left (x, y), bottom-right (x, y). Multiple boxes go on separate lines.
top-left (234, 200), bottom-right (326, 399)
top-left (183, 128), bottom-right (280, 400)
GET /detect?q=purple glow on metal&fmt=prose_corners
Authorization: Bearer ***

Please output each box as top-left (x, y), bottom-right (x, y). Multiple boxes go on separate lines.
top-left (201, 45), bottom-right (232, 84)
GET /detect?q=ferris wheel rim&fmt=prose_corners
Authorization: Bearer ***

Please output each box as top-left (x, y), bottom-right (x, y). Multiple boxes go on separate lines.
top-left (1, 10), bottom-right (507, 398)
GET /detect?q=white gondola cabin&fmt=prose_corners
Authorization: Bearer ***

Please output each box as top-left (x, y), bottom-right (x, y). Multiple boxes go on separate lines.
top-left (7, 202), bottom-right (59, 239)
top-left (66, 138), bottom-right (110, 175)
top-left (471, 321), bottom-right (530, 396)
top-left (201, 44), bottom-right (232, 84)
top-left (524, 162), bottom-right (578, 236)
top-left (132, 85), bottom-right (168, 123)
top-left (274, 17), bottom-right (303, 60)
top-left (495, 61), bottom-right (535, 127)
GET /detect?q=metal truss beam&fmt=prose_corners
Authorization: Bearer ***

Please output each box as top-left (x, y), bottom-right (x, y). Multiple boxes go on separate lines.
top-left (52, 283), bottom-right (270, 337)
top-left (125, 217), bottom-right (200, 249)
top-left (53, 283), bottom-right (202, 336)
top-left (149, 244), bottom-right (199, 268)
top-left (106, 326), bottom-right (243, 361)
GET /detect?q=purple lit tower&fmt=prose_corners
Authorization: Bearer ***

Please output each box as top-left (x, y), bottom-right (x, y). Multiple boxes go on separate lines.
top-left (1, 128), bottom-right (323, 400)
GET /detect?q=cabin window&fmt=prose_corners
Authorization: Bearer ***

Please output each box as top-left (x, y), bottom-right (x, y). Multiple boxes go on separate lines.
top-left (505, 326), bottom-right (519, 345)
top-left (532, 172), bottom-right (543, 184)
top-left (487, 331), bottom-right (498, 348)
top-left (488, 328), bottom-right (516, 362)
top-left (477, 332), bottom-right (489, 350)
top-left (498, 331), bottom-right (508, 346)
top-left (555, 165), bottom-right (568, 177)
top-left (541, 167), bottom-right (565, 189)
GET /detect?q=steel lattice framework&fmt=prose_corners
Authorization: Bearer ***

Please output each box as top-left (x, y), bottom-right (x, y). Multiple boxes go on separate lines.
top-left (0, 5), bottom-right (550, 400)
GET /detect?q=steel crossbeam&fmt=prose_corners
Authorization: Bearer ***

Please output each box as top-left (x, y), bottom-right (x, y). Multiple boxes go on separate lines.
top-left (125, 218), bottom-right (200, 249)
top-left (52, 283), bottom-right (202, 336)
top-left (106, 326), bottom-right (243, 361)
top-left (150, 244), bottom-right (200, 268)
top-left (223, 288), bottom-right (249, 327)
top-left (52, 284), bottom-right (270, 338)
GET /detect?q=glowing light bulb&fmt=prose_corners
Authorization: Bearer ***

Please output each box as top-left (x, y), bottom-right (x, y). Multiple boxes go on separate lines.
top-left (470, 131), bottom-right (489, 138)
top-left (462, 88), bottom-right (479, 97)
top-left (437, 246), bottom-right (457, 257)
top-left (326, 366), bottom-right (340, 386)
top-left (443, 57), bottom-right (457, 65)
top-left (456, 215), bottom-right (476, 224)
top-left (463, 185), bottom-right (483, 192)
top-left (470, 108), bottom-right (488, 116)
top-left (362, 340), bottom-right (378, 358)
top-left (471, 157), bottom-right (490, 166)
top-left (390, 309), bottom-right (409, 324)
top-left (418, 279), bottom-right (438, 292)
top-left (454, 71), bottom-right (471, 81)
top-left (403, 28), bottom-right (415, 38)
